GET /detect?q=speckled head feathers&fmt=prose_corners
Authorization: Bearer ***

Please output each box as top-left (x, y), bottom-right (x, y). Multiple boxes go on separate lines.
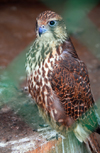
top-left (36, 10), bottom-right (62, 22)
top-left (36, 10), bottom-right (67, 41)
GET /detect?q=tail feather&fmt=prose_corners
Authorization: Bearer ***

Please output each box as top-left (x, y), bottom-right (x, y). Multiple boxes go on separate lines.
top-left (73, 123), bottom-right (100, 153)
top-left (55, 131), bottom-right (100, 153)
top-left (86, 132), bottom-right (100, 153)
top-left (55, 130), bottom-right (91, 153)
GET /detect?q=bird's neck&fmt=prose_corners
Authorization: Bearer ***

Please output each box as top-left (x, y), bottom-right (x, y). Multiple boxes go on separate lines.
top-left (28, 36), bottom-right (64, 64)
top-left (26, 36), bottom-right (79, 73)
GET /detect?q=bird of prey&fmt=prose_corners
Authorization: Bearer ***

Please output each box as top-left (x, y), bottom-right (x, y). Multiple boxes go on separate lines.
top-left (26, 11), bottom-right (100, 153)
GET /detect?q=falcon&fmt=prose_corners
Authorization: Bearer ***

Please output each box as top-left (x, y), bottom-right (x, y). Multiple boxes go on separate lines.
top-left (26, 11), bottom-right (100, 152)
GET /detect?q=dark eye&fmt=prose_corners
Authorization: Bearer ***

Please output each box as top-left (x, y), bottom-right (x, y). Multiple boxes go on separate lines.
top-left (49, 20), bottom-right (56, 27)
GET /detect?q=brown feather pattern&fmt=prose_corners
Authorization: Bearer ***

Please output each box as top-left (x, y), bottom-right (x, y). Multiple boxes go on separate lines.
top-left (26, 10), bottom-right (100, 153)
top-left (51, 39), bottom-right (94, 120)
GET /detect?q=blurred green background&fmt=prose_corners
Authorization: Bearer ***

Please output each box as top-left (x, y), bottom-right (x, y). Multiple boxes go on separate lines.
top-left (0, 0), bottom-right (100, 129)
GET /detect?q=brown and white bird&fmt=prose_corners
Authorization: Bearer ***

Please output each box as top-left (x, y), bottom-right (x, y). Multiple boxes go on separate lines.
top-left (26, 11), bottom-right (100, 153)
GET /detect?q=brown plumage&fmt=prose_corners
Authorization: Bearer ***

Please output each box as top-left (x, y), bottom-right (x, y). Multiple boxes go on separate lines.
top-left (26, 10), bottom-right (100, 153)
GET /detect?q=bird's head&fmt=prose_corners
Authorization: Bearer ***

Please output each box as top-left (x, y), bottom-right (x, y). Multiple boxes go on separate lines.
top-left (36, 11), bottom-right (68, 42)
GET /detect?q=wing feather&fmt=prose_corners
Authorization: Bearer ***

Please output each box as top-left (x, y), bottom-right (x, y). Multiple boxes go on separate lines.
top-left (50, 51), bottom-right (94, 120)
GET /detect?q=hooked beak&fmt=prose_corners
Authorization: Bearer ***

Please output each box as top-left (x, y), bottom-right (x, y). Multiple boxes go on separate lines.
top-left (38, 27), bottom-right (47, 36)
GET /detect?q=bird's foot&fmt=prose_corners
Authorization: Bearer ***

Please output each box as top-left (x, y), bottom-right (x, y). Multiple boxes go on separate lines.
top-left (46, 133), bottom-right (59, 141)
